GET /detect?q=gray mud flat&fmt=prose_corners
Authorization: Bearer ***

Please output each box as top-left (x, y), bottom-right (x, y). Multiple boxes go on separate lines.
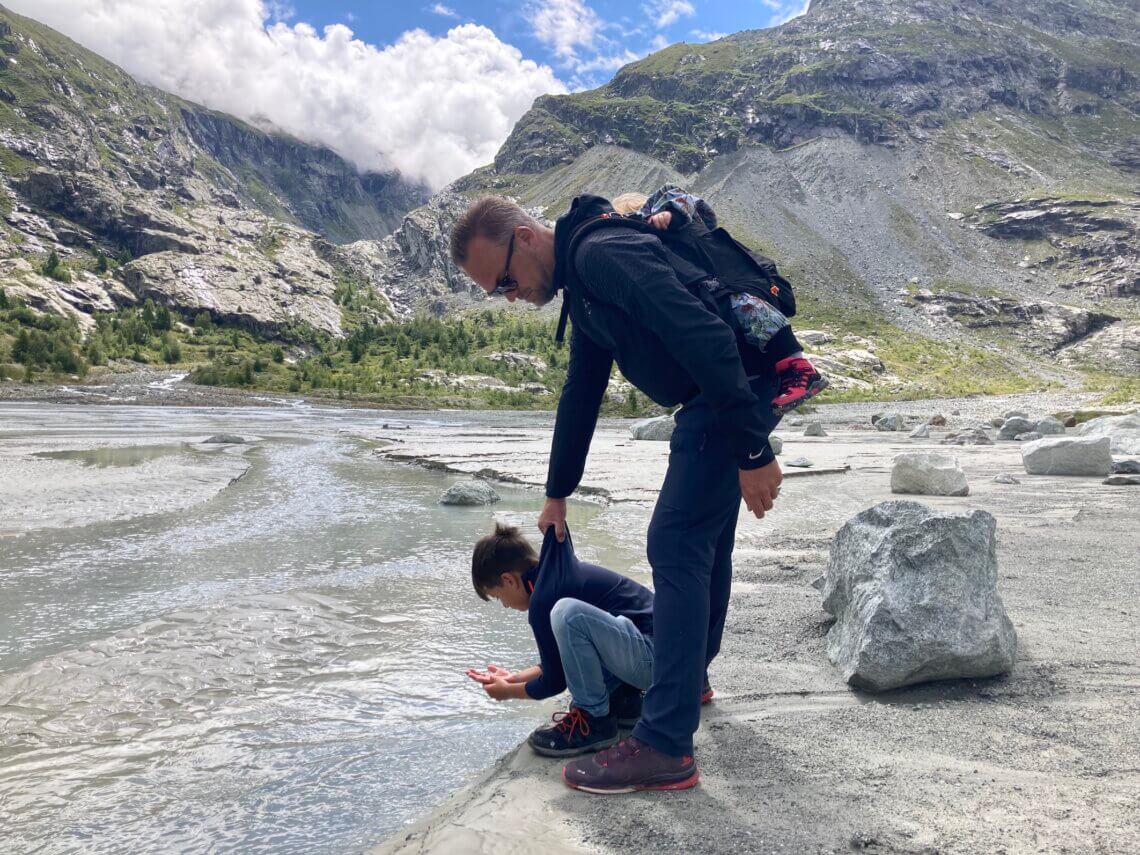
top-left (373, 395), bottom-right (1139, 855)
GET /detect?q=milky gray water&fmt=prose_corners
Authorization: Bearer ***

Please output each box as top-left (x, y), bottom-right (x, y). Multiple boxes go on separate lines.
top-left (0, 402), bottom-right (650, 854)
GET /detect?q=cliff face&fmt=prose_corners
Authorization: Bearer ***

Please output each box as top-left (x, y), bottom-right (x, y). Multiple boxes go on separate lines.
top-left (0, 5), bottom-right (426, 336)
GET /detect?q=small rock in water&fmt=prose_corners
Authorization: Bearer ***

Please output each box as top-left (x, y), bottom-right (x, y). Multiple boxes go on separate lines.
top-left (1022, 436), bottom-right (1112, 476)
top-left (203, 434), bottom-right (245, 444)
top-left (1103, 474), bottom-right (1140, 486)
top-left (786, 456), bottom-right (813, 468)
top-left (630, 413), bottom-right (675, 441)
top-left (942, 428), bottom-right (993, 446)
top-left (875, 413), bottom-right (905, 432)
top-left (909, 424), bottom-right (930, 439)
top-left (821, 501), bottom-right (1016, 691)
top-left (1013, 431), bottom-right (1042, 442)
top-left (998, 417), bottom-right (1035, 440)
top-left (928, 414), bottom-right (947, 426)
top-left (1034, 417), bottom-right (1066, 436)
top-left (440, 480), bottom-right (501, 506)
top-left (804, 421), bottom-right (826, 437)
top-left (1111, 459), bottom-right (1140, 475)
top-left (890, 452), bottom-right (969, 496)
top-left (993, 473), bottom-right (1020, 484)
top-left (769, 435), bottom-right (784, 456)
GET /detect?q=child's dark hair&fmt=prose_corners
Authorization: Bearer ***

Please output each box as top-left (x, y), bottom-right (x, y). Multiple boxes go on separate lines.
top-left (471, 523), bottom-right (539, 601)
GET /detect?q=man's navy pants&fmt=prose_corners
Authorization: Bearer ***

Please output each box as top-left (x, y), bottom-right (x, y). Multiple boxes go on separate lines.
top-left (632, 375), bottom-right (779, 757)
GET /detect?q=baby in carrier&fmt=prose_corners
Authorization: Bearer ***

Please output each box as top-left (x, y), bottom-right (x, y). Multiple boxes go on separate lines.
top-left (611, 187), bottom-right (827, 414)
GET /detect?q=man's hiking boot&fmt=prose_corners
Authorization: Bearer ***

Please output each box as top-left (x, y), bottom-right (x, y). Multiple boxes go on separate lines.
top-left (609, 683), bottom-right (644, 727)
top-left (700, 678), bottom-right (714, 705)
top-left (563, 736), bottom-right (700, 794)
top-left (772, 356), bottom-right (829, 414)
top-left (529, 707), bottom-right (619, 758)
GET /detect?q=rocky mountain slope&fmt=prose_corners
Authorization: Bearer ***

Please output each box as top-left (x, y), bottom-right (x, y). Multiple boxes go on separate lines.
top-left (0, 5), bottom-right (426, 337)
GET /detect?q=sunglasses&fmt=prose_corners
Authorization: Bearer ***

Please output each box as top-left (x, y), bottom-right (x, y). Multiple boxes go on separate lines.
top-left (491, 233), bottom-right (517, 296)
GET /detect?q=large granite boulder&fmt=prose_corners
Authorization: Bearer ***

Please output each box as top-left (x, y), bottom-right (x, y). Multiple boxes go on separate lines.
top-left (822, 501), bottom-right (1017, 691)
top-left (890, 452), bottom-right (969, 496)
top-left (1075, 414), bottom-right (1140, 455)
top-left (998, 416), bottom-right (1035, 440)
top-left (630, 414), bottom-right (675, 441)
top-left (440, 480), bottom-right (501, 506)
top-left (1021, 436), bottom-right (1113, 476)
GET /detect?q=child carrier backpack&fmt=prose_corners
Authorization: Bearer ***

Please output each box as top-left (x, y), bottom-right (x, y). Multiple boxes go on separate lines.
top-left (556, 211), bottom-right (796, 344)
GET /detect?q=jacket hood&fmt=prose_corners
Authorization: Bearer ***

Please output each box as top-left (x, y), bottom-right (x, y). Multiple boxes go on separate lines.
top-left (553, 194), bottom-right (614, 293)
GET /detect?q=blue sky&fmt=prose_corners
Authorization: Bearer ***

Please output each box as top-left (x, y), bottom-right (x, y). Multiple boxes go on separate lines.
top-left (278, 0), bottom-right (810, 89)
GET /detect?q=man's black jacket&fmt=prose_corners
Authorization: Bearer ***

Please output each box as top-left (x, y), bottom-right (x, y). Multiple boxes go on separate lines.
top-left (545, 194), bottom-right (779, 499)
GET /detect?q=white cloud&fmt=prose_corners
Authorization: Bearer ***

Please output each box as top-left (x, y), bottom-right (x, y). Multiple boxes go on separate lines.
top-left (528, 0), bottom-right (601, 61)
top-left (773, 0), bottom-right (811, 25)
top-left (643, 1), bottom-right (695, 29)
top-left (8, 0), bottom-right (566, 190)
top-left (650, 34), bottom-right (670, 51)
top-left (690, 29), bottom-right (727, 42)
top-left (759, 0), bottom-right (782, 10)
top-left (428, 3), bottom-right (460, 18)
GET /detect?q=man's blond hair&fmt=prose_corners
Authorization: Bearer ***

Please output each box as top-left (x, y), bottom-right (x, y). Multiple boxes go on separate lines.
top-left (450, 196), bottom-right (538, 265)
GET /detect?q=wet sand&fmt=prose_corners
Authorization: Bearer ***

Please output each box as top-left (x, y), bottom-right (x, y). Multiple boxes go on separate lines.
top-left (370, 394), bottom-right (1139, 855)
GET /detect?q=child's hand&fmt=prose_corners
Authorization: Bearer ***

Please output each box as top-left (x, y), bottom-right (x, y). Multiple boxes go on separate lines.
top-left (466, 663), bottom-right (519, 684)
top-left (483, 676), bottom-right (514, 701)
top-left (648, 211), bottom-right (672, 230)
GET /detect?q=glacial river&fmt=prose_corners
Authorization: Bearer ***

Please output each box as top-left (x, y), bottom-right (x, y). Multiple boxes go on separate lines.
top-left (0, 402), bottom-right (650, 854)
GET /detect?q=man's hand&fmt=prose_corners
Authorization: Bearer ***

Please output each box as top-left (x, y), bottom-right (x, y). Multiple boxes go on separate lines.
top-left (538, 497), bottom-right (567, 542)
top-left (739, 459), bottom-right (783, 519)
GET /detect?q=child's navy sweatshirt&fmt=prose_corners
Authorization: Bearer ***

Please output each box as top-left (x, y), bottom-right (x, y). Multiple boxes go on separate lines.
top-left (521, 527), bottom-right (654, 700)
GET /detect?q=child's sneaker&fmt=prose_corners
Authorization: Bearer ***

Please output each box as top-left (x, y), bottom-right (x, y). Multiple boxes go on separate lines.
top-left (563, 736), bottom-right (700, 794)
top-left (529, 707), bottom-right (620, 757)
top-left (609, 683), bottom-right (644, 727)
top-left (772, 356), bottom-right (829, 414)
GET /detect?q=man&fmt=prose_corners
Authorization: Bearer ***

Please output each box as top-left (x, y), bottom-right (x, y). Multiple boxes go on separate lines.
top-left (450, 194), bottom-right (783, 793)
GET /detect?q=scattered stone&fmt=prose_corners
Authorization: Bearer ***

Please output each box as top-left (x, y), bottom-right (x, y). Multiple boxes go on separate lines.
top-left (1014, 431), bottom-right (1042, 442)
top-left (1104, 474), bottom-right (1140, 486)
top-left (796, 330), bottom-right (832, 346)
top-left (1063, 416), bottom-right (1078, 428)
top-left (928, 414), bottom-right (947, 426)
top-left (630, 414), bottom-right (675, 441)
top-left (998, 417), bottom-right (1035, 440)
top-left (1111, 459), bottom-right (1140, 475)
top-left (822, 501), bottom-right (1016, 691)
top-left (786, 456), bottom-right (813, 468)
top-left (875, 414), bottom-right (905, 432)
top-left (1034, 417), bottom-right (1066, 436)
top-left (951, 409), bottom-right (961, 415)
top-left (908, 424), bottom-right (930, 439)
top-left (788, 417), bottom-right (804, 426)
top-left (440, 480), bottom-right (501, 506)
top-left (942, 428), bottom-right (993, 446)
top-left (203, 434), bottom-right (245, 444)
top-left (804, 421), bottom-right (827, 437)
top-left (993, 473), bottom-right (1020, 484)
top-left (871, 413), bottom-right (885, 426)
top-left (1021, 436), bottom-right (1113, 476)
top-left (989, 417), bottom-right (1006, 428)
top-left (890, 452), bottom-right (969, 496)
top-left (1003, 410), bottom-right (1029, 420)
top-left (769, 435), bottom-right (784, 456)
top-left (1075, 414), bottom-right (1140, 455)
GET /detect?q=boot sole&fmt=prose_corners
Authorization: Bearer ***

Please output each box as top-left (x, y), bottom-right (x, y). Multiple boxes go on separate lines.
top-left (563, 768), bottom-right (701, 794)
top-left (772, 375), bottom-right (830, 415)
top-left (529, 734), bottom-right (620, 758)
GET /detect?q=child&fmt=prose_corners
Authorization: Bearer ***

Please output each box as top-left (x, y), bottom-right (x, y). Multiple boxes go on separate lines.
top-left (611, 188), bottom-right (828, 414)
top-left (465, 523), bottom-right (713, 759)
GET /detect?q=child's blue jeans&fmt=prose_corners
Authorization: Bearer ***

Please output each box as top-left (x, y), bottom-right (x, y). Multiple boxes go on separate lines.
top-left (549, 598), bottom-right (654, 718)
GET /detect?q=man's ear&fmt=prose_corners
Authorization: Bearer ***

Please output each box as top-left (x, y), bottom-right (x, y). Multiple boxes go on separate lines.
top-left (515, 225), bottom-right (536, 248)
